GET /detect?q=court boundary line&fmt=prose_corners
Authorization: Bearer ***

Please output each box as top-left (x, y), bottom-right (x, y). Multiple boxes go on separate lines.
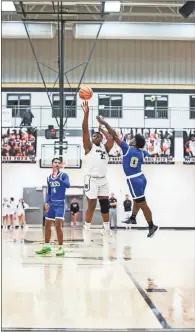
top-left (123, 264), bottom-right (171, 329)
top-left (2, 328), bottom-right (193, 332)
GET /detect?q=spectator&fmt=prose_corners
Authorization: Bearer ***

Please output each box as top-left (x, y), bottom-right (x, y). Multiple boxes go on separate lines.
top-left (17, 199), bottom-right (29, 228)
top-left (70, 198), bottom-right (80, 227)
top-left (2, 198), bottom-right (9, 229)
top-left (8, 197), bottom-right (16, 229)
top-left (20, 108), bottom-right (34, 127)
top-left (1, 128), bottom-right (36, 159)
top-left (123, 195), bottom-right (132, 221)
top-left (109, 193), bottom-right (117, 228)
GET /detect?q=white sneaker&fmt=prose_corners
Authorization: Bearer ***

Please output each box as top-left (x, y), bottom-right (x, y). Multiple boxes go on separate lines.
top-left (83, 224), bottom-right (91, 232)
top-left (100, 228), bottom-right (113, 238)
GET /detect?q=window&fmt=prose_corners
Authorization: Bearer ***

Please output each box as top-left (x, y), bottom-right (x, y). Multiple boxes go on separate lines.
top-left (52, 94), bottom-right (76, 118)
top-left (7, 94), bottom-right (31, 118)
top-left (190, 95), bottom-right (195, 119)
top-left (98, 95), bottom-right (122, 118)
top-left (144, 95), bottom-right (168, 119)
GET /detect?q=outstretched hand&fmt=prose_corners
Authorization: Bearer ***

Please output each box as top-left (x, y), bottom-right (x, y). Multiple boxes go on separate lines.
top-left (96, 116), bottom-right (107, 126)
top-left (81, 101), bottom-right (89, 114)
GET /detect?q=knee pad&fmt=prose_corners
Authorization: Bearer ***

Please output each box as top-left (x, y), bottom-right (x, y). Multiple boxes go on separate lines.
top-left (134, 196), bottom-right (146, 203)
top-left (99, 199), bottom-right (109, 214)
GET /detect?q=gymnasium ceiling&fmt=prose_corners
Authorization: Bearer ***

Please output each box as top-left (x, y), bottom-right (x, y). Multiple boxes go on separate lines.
top-left (2, 0), bottom-right (195, 24)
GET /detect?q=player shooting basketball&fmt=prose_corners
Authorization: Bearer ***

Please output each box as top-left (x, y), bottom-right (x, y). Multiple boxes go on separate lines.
top-left (82, 101), bottom-right (114, 240)
top-left (96, 116), bottom-right (158, 238)
top-left (35, 158), bottom-right (70, 256)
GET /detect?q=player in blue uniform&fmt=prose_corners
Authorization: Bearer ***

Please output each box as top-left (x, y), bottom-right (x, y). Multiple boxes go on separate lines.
top-left (96, 117), bottom-right (158, 238)
top-left (36, 158), bottom-right (70, 256)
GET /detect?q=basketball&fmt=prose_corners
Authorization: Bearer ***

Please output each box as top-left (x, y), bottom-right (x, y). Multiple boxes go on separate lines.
top-left (79, 86), bottom-right (93, 100)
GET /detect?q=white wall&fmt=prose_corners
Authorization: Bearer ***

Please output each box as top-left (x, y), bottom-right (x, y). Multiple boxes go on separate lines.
top-left (2, 92), bottom-right (195, 129)
top-left (2, 162), bottom-right (195, 228)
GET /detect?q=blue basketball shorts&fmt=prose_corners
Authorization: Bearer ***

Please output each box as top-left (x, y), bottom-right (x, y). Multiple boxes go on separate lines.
top-left (45, 203), bottom-right (65, 220)
top-left (126, 173), bottom-right (147, 200)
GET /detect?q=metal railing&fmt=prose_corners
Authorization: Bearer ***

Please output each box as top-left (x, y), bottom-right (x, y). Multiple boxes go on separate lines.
top-left (2, 105), bottom-right (195, 129)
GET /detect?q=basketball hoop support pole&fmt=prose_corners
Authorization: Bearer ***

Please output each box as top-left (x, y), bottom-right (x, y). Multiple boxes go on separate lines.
top-left (59, 19), bottom-right (65, 163)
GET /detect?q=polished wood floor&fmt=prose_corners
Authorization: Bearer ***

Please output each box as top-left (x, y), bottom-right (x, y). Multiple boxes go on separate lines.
top-left (2, 227), bottom-right (195, 330)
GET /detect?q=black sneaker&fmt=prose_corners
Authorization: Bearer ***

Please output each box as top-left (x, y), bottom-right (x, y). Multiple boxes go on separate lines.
top-left (147, 225), bottom-right (159, 238)
top-left (123, 217), bottom-right (137, 225)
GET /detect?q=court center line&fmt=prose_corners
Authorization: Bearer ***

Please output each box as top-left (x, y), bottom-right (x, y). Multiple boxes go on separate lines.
top-left (123, 264), bottom-right (171, 329)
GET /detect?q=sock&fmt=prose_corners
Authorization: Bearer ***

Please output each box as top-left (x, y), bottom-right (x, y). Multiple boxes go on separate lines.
top-left (44, 243), bottom-right (51, 248)
top-left (103, 222), bottom-right (110, 231)
top-left (85, 222), bottom-right (91, 230)
top-left (131, 214), bottom-right (136, 220)
top-left (148, 221), bottom-right (154, 229)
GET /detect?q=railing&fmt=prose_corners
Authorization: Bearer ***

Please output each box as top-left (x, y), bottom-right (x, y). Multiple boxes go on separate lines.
top-left (2, 105), bottom-right (195, 129)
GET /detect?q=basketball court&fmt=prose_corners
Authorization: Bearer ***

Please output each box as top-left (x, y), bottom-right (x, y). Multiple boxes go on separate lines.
top-left (2, 226), bottom-right (195, 330)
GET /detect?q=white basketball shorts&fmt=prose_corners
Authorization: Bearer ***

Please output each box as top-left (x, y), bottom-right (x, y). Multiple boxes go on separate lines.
top-left (84, 175), bottom-right (109, 199)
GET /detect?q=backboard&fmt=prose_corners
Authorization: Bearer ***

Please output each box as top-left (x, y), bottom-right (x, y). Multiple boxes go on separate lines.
top-left (40, 143), bottom-right (81, 168)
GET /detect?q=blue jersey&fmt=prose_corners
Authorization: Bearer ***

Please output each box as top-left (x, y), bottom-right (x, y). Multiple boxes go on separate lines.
top-left (120, 141), bottom-right (149, 176)
top-left (46, 172), bottom-right (70, 206)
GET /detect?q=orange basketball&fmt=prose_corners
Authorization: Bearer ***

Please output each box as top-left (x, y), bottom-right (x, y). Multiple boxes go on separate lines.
top-left (186, 148), bottom-right (191, 153)
top-left (79, 86), bottom-right (93, 100)
top-left (162, 146), bottom-right (167, 152)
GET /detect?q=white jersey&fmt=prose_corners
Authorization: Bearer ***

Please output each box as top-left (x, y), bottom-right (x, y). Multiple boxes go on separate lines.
top-left (2, 202), bottom-right (9, 217)
top-left (17, 202), bottom-right (29, 216)
top-left (189, 140), bottom-right (195, 156)
top-left (8, 201), bottom-right (16, 214)
top-left (84, 143), bottom-right (109, 177)
top-left (189, 140), bottom-right (195, 149)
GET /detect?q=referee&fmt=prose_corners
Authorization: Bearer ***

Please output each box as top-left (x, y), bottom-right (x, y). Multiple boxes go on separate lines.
top-left (109, 192), bottom-right (117, 228)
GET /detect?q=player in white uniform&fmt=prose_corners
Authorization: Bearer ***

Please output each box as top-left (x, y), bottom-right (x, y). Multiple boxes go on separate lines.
top-left (82, 101), bottom-right (114, 237)
top-left (189, 136), bottom-right (195, 157)
top-left (162, 138), bottom-right (171, 156)
top-left (153, 134), bottom-right (162, 155)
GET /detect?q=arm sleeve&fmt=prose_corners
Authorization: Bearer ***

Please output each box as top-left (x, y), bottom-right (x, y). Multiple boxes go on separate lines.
top-left (143, 150), bottom-right (149, 158)
top-left (45, 178), bottom-right (51, 204)
top-left (62, 173), bottom-right (70, 188)
top-left (120, 140), bottom-right (130, 155)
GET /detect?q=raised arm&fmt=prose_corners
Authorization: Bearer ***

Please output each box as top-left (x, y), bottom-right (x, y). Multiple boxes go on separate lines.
top-left (96, 116), bottom-right (122, 146)
top-left (82, 101), bottom-right (92, 155)
top-left (96, 116), bottom-right (130, 156)
top-left (99, 125), bottom-right (114, 153)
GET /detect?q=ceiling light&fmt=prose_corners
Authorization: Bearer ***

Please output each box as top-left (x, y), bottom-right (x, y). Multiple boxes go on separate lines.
top-left (104, 1), bottom-right (121, 13)
top-left (179, 1), bottom-right (195, 19)
top-left (2, 1), bottom-right (16, 12)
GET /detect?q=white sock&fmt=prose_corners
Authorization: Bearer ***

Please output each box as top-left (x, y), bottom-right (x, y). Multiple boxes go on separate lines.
top-left (85, 222), bottom-right (91, 230)
top-left (44, 243), bottom-right (51, 248)
top-left (103, 222), bottom-right (110, 231)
